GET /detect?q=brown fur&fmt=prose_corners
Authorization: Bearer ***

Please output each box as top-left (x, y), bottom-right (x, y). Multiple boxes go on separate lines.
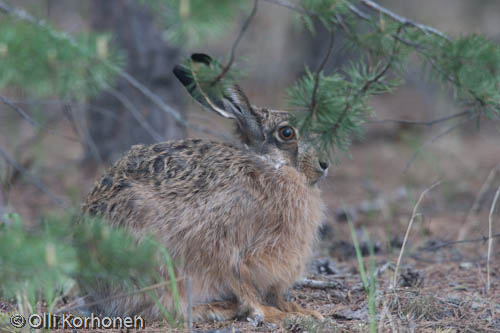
top-left (80, 54), bottom-right (328, 323)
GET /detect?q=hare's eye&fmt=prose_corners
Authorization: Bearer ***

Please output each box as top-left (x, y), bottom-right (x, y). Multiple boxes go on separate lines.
top-left (278, 126), bottom-right (296, 141)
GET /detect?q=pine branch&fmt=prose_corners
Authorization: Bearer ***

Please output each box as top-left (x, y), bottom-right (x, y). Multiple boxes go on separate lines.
top-left (360, 59), bottom-right (390, 93)
top-left (329, 27), bottom-right (401, 139)
top-left (412, 45), bottom-right (490, 108)
top-left (260, 0), bottom-right (500, 160)
top-left (310, 31), bottom-right (335, 119)
top-left (211, 0), bottom-right (259, 86)
top-left (330, 88), bottom-right (353, 139)
top-left (361, 24), bottom-right (404, 92)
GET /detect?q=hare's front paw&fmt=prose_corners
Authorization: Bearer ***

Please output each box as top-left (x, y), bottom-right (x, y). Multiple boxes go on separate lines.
top-left (238, 303), bottom-right (287, 324)
top-left (279, 301), bottom-right (325, 321)
top-left (238, 302), bottom-right (264, 322)
top-left (295, 307), bottom-right (325, 321)
top-left (260, 305), bottom-right (287, 323)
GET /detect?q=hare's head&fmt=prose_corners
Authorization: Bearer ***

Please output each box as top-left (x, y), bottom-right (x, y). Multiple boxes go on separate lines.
top-left (173, 54), bottom-right (328, 185)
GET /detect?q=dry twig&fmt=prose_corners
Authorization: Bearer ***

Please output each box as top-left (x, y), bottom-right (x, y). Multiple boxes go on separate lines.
top-left (211, 0), bottom-right (259, 86)
top-left (294, 278), bottom-right (342, 289)
top-left (187, 276), bottom-right (193, 332)
top-left (487, 183), bottom-right (500, 292)
top-left (392, 181), bottom-right (441, 288)
top-left (458, 165), bottom-right (499, 240)
top-left (378, 300), bottom-right (398, 333)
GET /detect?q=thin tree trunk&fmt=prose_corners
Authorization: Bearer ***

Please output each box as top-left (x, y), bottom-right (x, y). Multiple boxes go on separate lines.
top-left (86, 0), bottom-right (185, 163)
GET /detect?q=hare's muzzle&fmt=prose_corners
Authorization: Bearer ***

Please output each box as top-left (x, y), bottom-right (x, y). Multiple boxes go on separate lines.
top-left (318, 159), bottom-right (329, 180)
top-left (319, 160), bottom-right (329, 171)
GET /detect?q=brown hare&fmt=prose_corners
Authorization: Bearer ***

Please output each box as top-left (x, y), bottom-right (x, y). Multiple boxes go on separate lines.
top-left (81, 53), bottom-right (329, 323)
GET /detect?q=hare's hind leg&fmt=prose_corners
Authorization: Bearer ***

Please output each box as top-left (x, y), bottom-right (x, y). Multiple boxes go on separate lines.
top-left (226, 263), bottom-right (287, 323)
top-left (266, 286), bottom-right (324, 321)
top-left (192, 301), bottom-right (238, 322)
top-left (192, 301), bottom-right (286, 323)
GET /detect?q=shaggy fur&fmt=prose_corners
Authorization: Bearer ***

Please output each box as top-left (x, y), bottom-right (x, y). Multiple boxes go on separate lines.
top-left (80, 54), bottom-right (328, 323)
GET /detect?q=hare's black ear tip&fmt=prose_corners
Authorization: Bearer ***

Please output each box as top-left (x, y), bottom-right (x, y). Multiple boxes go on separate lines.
top-left (191, 53), bottom-right (212, 65)
top-left (173, 65), bottom-right (193, 87)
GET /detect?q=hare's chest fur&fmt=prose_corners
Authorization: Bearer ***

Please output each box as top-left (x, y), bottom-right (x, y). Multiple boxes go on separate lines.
top-left (256, 164), bottom-right (324, 254)
top-left (225, 164), bottom-right (324, 290)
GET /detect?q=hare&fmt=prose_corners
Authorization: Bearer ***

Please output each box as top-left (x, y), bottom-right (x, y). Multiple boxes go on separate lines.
top-left (80, 53), bottom-right (329, 323)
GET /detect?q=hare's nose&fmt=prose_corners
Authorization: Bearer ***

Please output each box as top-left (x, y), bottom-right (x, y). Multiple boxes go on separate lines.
top-left (319, 160), bottom-right (329, 170)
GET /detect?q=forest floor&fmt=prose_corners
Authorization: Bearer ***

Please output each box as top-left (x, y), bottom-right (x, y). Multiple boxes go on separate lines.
top-left (184, 129), bottom-right (500, 332)
top-left (1, 109), bottom-right (500, 332)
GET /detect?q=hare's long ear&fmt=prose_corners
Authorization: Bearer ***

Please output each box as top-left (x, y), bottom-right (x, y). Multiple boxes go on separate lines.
top-left (222, 84), bottom-right (264, 144)
top-left (173, 53), bottom-right (235, 119)
top-left (173, 53), bottom-right (264, 143)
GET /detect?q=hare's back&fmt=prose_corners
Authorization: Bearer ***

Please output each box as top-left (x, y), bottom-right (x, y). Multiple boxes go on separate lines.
top-left (83, 139), bottom-right (266, 219)
top-left (113, 139), bottom-right (260, 185)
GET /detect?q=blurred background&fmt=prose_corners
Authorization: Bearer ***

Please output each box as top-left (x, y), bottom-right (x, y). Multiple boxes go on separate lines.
top-left (1, 0), bottom-right (499, 261)
top-left (1, 1), bottom-right (500, 330)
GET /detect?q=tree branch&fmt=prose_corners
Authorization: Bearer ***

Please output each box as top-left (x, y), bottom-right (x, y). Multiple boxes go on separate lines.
top-left (108, 88), bottom-right (165, 142)
top-left (418, 233), bottom-right (500, 252)
top-left (404, 112), bottom-right (479, 172)
top-left (367, 110), bottom-right (474, 127)
top-left (259, 0), bottom-right (449, 42)
top-left (345, 2), bottom-right (370, 20)
top-left (211, 0), bottom-right (259, 86)
top-left (356, 0), bottom-right (450, 41)
top-left (0, 95), bottom-right (38, 127)
top-left (259, 0), bottom-right (307, 14)
top-left (0, 95), bottom-right (80, 142)
top-left (61, 103), bottom-right (104, 166)
top-left (0, 147), bottom-right (68, 209)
